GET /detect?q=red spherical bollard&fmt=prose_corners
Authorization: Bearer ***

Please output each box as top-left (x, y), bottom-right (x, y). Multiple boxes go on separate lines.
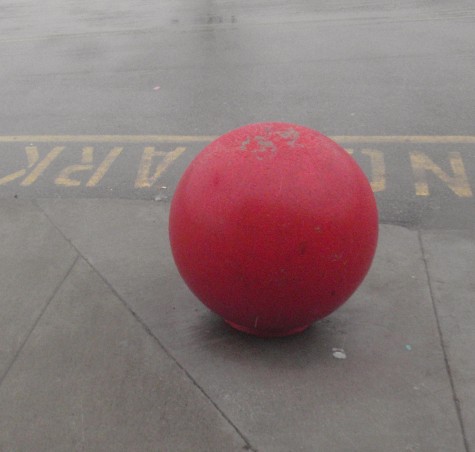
top-left (169, 123), bottom-right (378, 337)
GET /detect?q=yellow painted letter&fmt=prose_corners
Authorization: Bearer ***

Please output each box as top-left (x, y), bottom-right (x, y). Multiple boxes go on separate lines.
top-left (361, 149), bottom-right (386, 192)
top-left (21, 146), bottom-right (64, 186)
top-left (410, 151), bottom-right (472, 197)
top-left (55, 147), bottom-right (122, 187)
top-left (135, 146), bottom-right (186, 188)
top-left (0, 147), bottom-right (39, 185)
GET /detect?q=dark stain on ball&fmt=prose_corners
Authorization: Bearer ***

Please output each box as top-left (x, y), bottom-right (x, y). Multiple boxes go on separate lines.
top-left (298, 241), bottom-right (308, 255)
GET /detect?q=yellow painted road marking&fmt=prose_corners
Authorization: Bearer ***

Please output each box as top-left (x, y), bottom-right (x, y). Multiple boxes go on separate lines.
top-left (0, 135), bottom-right (475, 144)
top-left (55, 146), bottom-right (123, 187)
top-left (20, 146), bottom-right (64, 186)
top-left (86, 147), bottom-right (123, 187)
top-left (361, 149), bottom-right (386, 192)
top-left (0, 135), bottom-right (217, 143)
top-left (347, 148), bottom-right (387, 192)
top-left (55, 146), bottom-right (94, 186)
top-left (0, 139), bottom-right (473, 198)
top-left (410, 151), bottom-right (473, 197)
top-left (0, 146), bottom-right (39, 185)
top-left (135, 146), bottom-right (187, 188)
top-left (331, 136), bottom-right (475, 144)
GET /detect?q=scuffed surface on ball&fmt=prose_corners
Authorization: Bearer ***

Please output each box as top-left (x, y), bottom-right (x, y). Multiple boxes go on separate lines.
top-left (169, 123), bottom-right (378, 337)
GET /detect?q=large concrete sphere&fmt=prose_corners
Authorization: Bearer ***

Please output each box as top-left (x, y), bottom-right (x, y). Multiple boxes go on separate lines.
top-left (169, 123), bottom-right (378, 337)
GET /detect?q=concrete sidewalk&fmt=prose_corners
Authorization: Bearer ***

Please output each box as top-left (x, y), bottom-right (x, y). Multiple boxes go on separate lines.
top-left (0, 198), bottom-right (473, 452)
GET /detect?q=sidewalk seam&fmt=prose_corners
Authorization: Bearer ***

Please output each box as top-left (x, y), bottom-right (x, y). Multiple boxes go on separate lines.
top-left (418, 230), bottom-right (470, 452)
top-left (0, 254), bottom-right (80, 389)
top-left (35, 202), bottom-right (257, 452)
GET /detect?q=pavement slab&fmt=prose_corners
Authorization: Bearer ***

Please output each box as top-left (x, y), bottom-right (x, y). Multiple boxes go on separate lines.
top-left (0, 200), bottom-right (77, 379)
top-left (37, 198), bottom-right (467, 451)
top-left (1, 1), bottom-right (474, 450)
top-left (0, 255), bottom-right (248, 452)
top-left (421, 229), bottom-right (475, 451)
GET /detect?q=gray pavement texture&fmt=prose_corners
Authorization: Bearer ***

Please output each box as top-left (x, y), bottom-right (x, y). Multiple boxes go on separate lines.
top-left (1, 1), bottom-right (475, 451)
top-left (0, 198), bottom-right (473, 452)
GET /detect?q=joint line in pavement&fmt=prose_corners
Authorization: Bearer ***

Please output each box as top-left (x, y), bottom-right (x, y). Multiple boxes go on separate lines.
top-left (417, 231), bottom-right (471, 452)
top-left (0, 254), bottom-right (80, 390)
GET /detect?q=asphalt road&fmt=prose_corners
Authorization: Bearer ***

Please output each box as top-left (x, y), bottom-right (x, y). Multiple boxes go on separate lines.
top-left (1, 0), bottom-right (474, 229)
top-left (1, 4), bottom-right (475, 451)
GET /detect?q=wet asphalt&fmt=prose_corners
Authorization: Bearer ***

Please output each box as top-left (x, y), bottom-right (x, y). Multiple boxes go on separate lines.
top-left (1, 3), bottom-right (475, 451)
top-left (1, 1), bottom-right (475, 228)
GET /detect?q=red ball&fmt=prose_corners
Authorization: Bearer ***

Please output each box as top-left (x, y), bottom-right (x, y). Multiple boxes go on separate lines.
top-left (169, 123), bottom-right (378, 337)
